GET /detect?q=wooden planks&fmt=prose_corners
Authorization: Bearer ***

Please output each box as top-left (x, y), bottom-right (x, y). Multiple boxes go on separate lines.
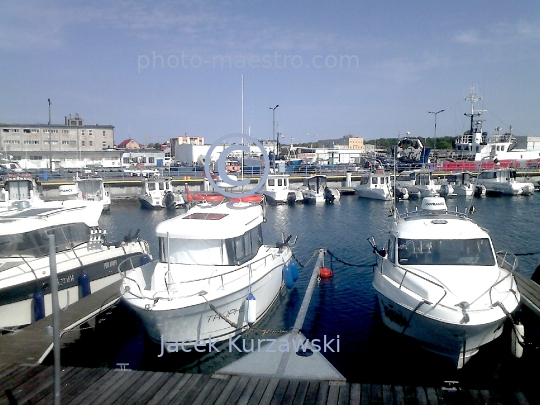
top-left (0, 365), bottom-right (534, 405)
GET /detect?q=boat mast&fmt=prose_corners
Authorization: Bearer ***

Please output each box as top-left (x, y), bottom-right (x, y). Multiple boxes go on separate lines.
top-left (464, 85), bottom-right (485, 137)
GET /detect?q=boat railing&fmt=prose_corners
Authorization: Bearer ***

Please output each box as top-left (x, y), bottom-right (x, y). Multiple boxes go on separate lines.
top-left (495, 251), bottom-right (518, 273)
top-left (381, 263), bottom-right (447, 308)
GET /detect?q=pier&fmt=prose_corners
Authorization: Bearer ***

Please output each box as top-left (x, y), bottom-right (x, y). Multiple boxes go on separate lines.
top-left (1, 258), bottom-right (540, 403)
top-left (1, 363), bottom-right (536, 405)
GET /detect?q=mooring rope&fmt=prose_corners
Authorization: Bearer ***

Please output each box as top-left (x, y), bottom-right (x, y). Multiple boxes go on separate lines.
top-left (326, 249), bottom-right (377, 268)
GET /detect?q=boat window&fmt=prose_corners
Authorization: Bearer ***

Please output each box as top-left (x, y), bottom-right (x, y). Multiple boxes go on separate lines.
top-left (159, 225), bottom-right (263, 266)
top-left (397, 238), bottom-right (495, 266)
top-left (277, 179), bottom-right (283, 186)
top-left (159, 182), bottom-right (165, 190)
top-left (78, 180), bottom-right (101, 196)
top-left (268, 179), bottom-right (275, 187)
top-left (0, 223), bottom-right (90, 258)
top-left (162, 238), bottom-right (226, 265)
top-left (387, 237), bottom-right (396, 264)
top-left (148, 183), bottom-right (156, 191)
top-left (371, 177), bottom-right (378, 185)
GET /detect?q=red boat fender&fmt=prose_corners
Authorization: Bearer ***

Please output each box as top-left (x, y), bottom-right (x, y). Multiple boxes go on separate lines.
top-left (319, 267), bottom-right (333, 278)
top-left (230, 195), bottom-right (263, 203)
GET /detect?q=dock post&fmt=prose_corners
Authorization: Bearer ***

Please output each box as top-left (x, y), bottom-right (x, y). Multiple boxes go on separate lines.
top-left (48, 235), bottom-right (61, 405)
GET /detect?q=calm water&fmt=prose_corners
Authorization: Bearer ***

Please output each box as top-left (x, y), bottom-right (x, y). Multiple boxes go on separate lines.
top-left (46, 194), bottom-right (540, 388)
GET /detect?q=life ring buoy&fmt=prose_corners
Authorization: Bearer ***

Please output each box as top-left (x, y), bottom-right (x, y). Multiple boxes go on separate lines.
top-left (191, 193), bottom-right (225, 202)
top-left (230, 195), bottom-right (263, 203)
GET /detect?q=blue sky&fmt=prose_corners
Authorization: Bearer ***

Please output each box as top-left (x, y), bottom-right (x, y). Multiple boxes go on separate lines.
top-left (1, 0), bottom-right (539, 146)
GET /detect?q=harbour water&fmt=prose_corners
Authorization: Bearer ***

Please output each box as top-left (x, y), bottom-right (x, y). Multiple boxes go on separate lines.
top-left (45, 194), bottom-right (540, 389)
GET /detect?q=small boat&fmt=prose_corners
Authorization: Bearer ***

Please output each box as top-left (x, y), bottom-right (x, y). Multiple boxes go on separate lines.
top-left (120, 198), bottom-right (297, 348)
top-left (393, 169), bottom-right (441, 198)
top-left (369, 197), bottom-right (521, 368)
top-left (354, 171), bottom-right (392, 201)
top-left (74, 172), bottom-right (111, 211)
top-left (0, 200), bottom-right (152, 330)
top-left (301, 175), bottom-right (340, 203)
top-left (0, 174), bottom-right (45, 211)
top-left (475, 168), bottom-right (535, 196)
top-left (440, 172), bottom-right (475, 197)
top-left (260, 174), bottom-right (303, 204)
top-left (137, 177), bottom-right (185, 209)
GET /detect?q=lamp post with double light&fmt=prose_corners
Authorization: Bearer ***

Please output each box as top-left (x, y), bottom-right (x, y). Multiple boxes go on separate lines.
top-left (428, 109), bottom-right (444, 150)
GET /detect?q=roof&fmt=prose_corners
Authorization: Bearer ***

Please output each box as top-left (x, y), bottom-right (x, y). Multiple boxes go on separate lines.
top-left (156, 201), bottom-right (263, 239)
top-left (117, 139), bottom-right (141, 148)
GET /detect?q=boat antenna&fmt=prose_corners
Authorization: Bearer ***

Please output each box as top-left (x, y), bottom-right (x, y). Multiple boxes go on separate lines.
top-left (392, 137), bottom-right (397, 218)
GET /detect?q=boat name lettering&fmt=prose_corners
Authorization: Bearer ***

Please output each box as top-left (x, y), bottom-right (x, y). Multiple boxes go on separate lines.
top-left (207, 308), bottom-right (242, 323)
top-left (58, 274), bottom-right (75, 286)
top-left (104, 259), bottom-right (118, 270)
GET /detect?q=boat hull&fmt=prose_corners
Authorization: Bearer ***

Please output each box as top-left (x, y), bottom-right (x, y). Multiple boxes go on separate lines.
top-left (122, 252), bottom-right (291, 348)
top-left (375, 291), bottom-right (508, 368)
top-left (354, 188), bottom-right (391, 201)
top-left (0, 249), bottom-right (150, 329)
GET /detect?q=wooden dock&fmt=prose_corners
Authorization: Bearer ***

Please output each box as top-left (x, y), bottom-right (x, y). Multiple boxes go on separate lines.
top-left (514, 272), bottom-right (540, 317)
top-left (0, 363), bottom-right (536, 405)
top-left (0, 281), bottom-right (121, 364)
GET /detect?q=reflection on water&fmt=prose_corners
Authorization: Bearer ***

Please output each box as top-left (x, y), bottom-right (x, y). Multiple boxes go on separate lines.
top-left (46, 195), bottom-right (540, 386)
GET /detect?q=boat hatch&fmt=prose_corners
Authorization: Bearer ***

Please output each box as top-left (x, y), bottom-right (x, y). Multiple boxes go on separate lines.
top-left (183, 213), bottom-right (228, 220)
top-left (431, 219), bottom-right (448, 224)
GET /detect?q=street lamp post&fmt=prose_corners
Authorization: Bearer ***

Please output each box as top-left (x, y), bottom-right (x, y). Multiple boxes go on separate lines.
top-left (48, 98), bottom-right (52, 171)
top-left (428, 109), bottom-right (444, 149)
top-left (269, 105), bottom-right (279, 165)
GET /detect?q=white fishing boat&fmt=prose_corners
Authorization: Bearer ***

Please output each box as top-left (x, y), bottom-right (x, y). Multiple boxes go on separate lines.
top-left (260, 173), bottom-right (302, 204)
top-left (354, 171), bottom-right (392, 201)
top-left (475, 168), bottom-right (535, 196)
top-left (137, 177), bottom-right (185, 209)
top-left (74, 173), bottom-right (111, 211)
top-left (393, 170), bottom-right (441, 199)
top-left (0, 200), bottom-right (152, 330)
top-left (369, 197), bottom-right (521, 368)
top-left (0, 174), bottom-right (45, 212)
top-left (120, 198), bottom-right (297, 348)
top-left (440, 172), bottom-right (475, 197)
top-left (301, 175), bottom-right (340, 203)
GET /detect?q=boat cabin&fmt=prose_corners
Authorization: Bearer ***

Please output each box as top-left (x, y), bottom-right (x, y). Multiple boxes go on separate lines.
top-left (264, 174), bottom-right (291, 192)
top-left (477, 168), bottom-right (516, 183)
top-left (303, 175), bottom-right (328, 193)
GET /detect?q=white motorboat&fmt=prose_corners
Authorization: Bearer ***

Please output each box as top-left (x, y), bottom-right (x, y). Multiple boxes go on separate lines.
top-left (369, 197), bottom-right (521, 368)
top-left (0, 174), bottom-right (45, 211)
top-left (475, 168), bottom-right (535, 196)
top-left (354, 171), bottom-right (392, 201)
top-left (260, 174), bottom-right (302, 204)
top-left (0, 200), bottom-right (152, 330)
top-left (393, 170), bottom-right (441, 199)
top-left (120, 198), bottom-right (297, 348)
top-left (440, 172), bottom-right (475, 197)
top-left (137, 177), bottom-right (185, 209)
top-left (301, 175), bottom-right (340, 203)
top-left (73, 173), bottom-right (111, 211)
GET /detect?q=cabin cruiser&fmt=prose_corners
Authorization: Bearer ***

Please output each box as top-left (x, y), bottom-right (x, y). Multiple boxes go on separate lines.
top-left (354, 171), bottom-right (392, 201)
top-left (393, 170), bottom-right (441, 199)
top-left (0, 174), bottom-right (45, 212)
top-left (120, 198), bottom-right (297, 347)
top-left (369, 197), bottom-right (521, 368)
top-left (301, 175), bottom-right (340, 203)
top-left (260, 174), bottom-right (302, 204)
top-left (70, 173), bottom-right (111, 211)
top-left (440, 172), bottom-right (475, 197)
top-left (0, 200), bottom-right (151, 330)
top-left (475, 168), bottom-right (535, 196)
top-left (137, 177), bottom-right (185, 209)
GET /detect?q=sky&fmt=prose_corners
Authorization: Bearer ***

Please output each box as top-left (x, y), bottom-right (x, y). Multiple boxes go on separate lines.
top-left (1, 0), bottom-right (540, 147)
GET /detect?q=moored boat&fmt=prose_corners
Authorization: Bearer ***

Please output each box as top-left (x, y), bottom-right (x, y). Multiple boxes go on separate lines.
top-left (120, 197), bottom-right (297, 348)
top-left (301, 174), bottom-right (340, 203)
top-left (260, 173), bottom-right (303, 204)
top-left (354, 171), bottom-right (392, 201)
top-left (475, 168), bottom-right (535, 196)
top-left (137, 176), bottom-right (185, 209)
top-left (369, 196), bottom-right (521, 368)
top-left (0, 200), bottom-right (152, 330)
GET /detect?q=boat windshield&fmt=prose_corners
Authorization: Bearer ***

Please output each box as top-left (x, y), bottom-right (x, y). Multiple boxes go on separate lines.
top-left (0, 223), bottom-right (91, 259)
top-left (397, 238), bottom-right (495, 266)
top-left (78, 180), bottom-right (102, 195)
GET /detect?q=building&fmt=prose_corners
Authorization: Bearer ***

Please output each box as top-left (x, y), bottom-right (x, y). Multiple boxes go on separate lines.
top-left (117, 139), bottom-right (142, 149)
top-left (316, 135), bottom-right (365, 151)
top-left (170, 134), bottom-right (205, 157)
top-left (0, 114), bottom-right (117, 170)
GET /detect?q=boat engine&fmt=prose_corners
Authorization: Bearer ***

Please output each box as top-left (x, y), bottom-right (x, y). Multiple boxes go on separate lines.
top-left (324, 187), bottom-right (336, 203)
top-left (163, 191), bottom-right (176, 209)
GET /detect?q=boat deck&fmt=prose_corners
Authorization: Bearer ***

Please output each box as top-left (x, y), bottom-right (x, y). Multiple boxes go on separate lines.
top-left (0, 363), bottom-right (535, 405)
